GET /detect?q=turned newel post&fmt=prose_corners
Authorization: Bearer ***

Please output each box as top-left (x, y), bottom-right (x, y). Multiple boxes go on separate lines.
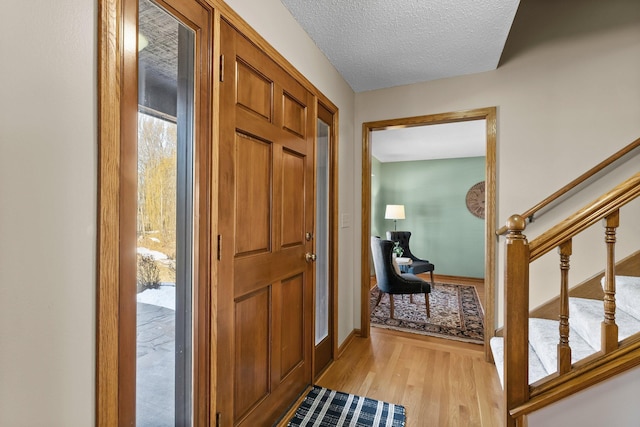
top-left (602, 210), bottom-right (619, 353)
top-left (504, 214), bottom-right (530, 427)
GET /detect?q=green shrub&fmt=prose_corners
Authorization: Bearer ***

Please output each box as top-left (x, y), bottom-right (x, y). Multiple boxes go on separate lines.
top-left (137, 254), bottom-right (161, 293)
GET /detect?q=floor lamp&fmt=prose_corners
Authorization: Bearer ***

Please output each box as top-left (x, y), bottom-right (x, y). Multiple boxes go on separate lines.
top-left (385, 204), bottom-right (405, 231)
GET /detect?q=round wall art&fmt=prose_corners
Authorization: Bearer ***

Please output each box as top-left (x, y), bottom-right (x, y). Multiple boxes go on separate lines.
top-left (465, 181), bottom-right (485, 219)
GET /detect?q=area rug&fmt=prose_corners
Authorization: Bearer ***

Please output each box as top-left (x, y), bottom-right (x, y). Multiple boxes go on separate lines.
top-left (370, 282), bottom-right (484, 344)
top-left (287, 385), bottom-right (405, 427)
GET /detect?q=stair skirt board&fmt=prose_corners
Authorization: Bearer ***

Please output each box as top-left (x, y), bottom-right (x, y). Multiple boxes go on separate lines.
top-left (492, 275), bottom-right (640, 388)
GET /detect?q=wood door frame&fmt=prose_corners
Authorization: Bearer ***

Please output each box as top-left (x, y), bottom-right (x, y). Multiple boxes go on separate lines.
top-left (97, 0), bottom-right (215, 424)
top-left (360, 107), bottom-right (497, 360)
top-left (313, 102), bottom-right (340, 378)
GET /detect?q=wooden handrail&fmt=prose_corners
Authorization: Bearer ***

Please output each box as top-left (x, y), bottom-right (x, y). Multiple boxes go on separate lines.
top-left (528, 172), bottom-right (640, 261)
top-left (497, 137), bottom-right (640, 236)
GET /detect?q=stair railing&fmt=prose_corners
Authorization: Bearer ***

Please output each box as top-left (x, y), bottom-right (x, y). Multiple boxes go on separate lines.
top-left (497, 137), bottom-right (640, 236)
top-left (502, 172), bottom-right (640, 427)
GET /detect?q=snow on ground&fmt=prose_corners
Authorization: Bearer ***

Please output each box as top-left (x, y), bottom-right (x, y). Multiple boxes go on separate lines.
top-left (137, 247), bottom-right (169, 260)
top-left (137, 283), bottom-right (175, 310)
top-left (136, 247), bottom-right (175, 310)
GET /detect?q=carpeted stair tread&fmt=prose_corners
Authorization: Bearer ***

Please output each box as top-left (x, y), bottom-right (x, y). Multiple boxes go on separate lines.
top-left (491, 275), bottom-right (640, 390)
top-left (528, 318), bottom-right (597, 375)
top-left (569, 296), bottom-right (640, 350)
top-left (609, 276), bottom-right (640, 320)
top-left (489, 336), bottom-right (549, 388)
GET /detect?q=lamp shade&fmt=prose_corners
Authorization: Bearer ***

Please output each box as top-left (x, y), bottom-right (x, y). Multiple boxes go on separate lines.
top-left (384, 204), bottom-right (405, 220)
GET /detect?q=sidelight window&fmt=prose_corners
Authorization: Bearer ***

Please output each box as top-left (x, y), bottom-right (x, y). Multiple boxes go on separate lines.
top-left (136, 0), bottom-right (195, 424)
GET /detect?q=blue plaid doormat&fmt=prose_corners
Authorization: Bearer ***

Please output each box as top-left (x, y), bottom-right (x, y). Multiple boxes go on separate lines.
top-left (287, 385), bottom-right (406, 427)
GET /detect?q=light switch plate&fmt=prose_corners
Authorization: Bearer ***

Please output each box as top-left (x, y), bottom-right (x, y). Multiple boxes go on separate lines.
top-left (340, 213), bottom-right (351, 228)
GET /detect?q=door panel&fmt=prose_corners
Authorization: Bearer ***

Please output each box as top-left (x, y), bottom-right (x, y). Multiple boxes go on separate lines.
top-left (218, 19), bottom-right (314, 426)
top-left (235, 133), bottom-right (272, 255)
top-left (236, 60), bottom-right (272, 121)
top-left (281, 150), bottom-right (306, 247)
top-left (282, 94), bottom-right (306, 137)
top-left (234, 289), bottom-right (270, 421)
top-left (280, 274), bottom-right (305, 377)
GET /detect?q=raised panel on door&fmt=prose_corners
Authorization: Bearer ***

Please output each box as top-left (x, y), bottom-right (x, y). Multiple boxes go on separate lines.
top-left (234, 288), bottom-right (270, 421)
top-left (281, 149), bottom-right (305, 248)
top-left (236, 59), bottom-right (272, 122)
top-left (279, 273), bottom-right (304, 378)
top-left (218, 19), bottom-right (315, 427)
top-left (282, 92), bottom-right (306, 138)
top-left (234, 132), bottom-right (272, 256)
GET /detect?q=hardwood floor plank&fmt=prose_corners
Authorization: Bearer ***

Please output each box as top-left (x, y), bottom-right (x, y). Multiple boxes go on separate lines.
top-left (474, 358), bottom-right (503, 426)
top-left (452, 352), bottom-right (480, 425)
top-left (311, 328), bottom-right (503, 427)
top-left (278, 279), bottom-right (501, 427)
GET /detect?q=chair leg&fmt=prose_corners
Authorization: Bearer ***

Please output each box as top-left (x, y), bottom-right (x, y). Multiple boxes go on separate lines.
top-left (429, 270), bottom-right (435, 286)
top-left (410, 294), bottom-right (414, 304)
top-left (425, 293), bottom-right (430, 318)
top-left (374, 290), bottom-right (383, 308)
top-left (389, 294), bottom-right (395, 319)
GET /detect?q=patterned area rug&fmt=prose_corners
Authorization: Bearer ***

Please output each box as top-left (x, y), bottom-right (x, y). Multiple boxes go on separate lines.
top-left (287, 385), bottom-right (406, 427)
top-left (370, 282), bottom-right (484, 344)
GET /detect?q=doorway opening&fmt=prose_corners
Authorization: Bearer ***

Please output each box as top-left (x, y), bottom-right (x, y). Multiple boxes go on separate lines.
top-left (361, 107), bottom-right (497, 359)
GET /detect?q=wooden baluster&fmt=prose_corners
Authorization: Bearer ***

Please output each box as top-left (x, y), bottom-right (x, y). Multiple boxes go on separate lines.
top-left (504, 215), bottom-right (530, 427)
top-left (557, 240), bottom-right (572, 374)
top-left (601, 210), bottom-right (619, 353)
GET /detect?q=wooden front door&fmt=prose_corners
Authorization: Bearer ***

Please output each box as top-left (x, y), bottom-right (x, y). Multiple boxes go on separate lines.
top-left (217, 20), bottom-right (315, 426)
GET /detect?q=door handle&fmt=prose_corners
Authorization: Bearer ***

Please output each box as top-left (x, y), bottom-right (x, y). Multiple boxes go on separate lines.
top-left (305, 253), bottom-right (317, 262)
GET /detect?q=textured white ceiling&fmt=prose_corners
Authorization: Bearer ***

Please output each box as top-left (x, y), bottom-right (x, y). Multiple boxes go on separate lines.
top-left (280, 0), bottom-right (520, 92)
top-left (371, 120), bottom-right (486, 163)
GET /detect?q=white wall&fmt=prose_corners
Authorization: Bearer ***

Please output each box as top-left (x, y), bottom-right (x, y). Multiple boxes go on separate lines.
top-left (355, 0), bottom-right (640, 325)
top-left (528, 364), bottom-right (640, 426)
top-left (0, 1), bottom-right (97, 426)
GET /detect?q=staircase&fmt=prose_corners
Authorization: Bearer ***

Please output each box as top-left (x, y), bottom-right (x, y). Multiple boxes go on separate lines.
top-left (491, 275), bottom-right (640, 388)
top-left (492, 138), bottom-right (640, 427)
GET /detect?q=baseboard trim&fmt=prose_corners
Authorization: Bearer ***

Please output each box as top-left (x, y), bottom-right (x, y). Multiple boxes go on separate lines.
top-left (373, 273), bottom-right (484, 287)
top-left (337, 329), bottom-right (360, 359)
top-left (432, 274), bottom-right (484, 286)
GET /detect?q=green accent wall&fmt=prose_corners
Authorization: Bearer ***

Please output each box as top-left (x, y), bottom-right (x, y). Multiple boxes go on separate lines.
top-left (372, 156), bottom-right (485, 278)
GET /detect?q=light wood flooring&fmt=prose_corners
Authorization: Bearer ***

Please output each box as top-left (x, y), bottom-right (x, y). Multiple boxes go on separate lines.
top-left (313, 329), bottom-right (503, 427)
top-left (279, 275), bottom-right (504, 426)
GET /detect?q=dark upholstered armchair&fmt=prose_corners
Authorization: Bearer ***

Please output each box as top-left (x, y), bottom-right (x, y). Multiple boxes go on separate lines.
top-left (370, 236), bottom-right (430, 318)
top-left (386, 231), bottom-right (435, 284)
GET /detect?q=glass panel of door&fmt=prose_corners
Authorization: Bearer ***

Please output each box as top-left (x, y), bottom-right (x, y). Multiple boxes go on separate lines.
top-left (136, 0), bottom-right (194, 424)
top-left (315, 118), bottom-right (330, 346)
